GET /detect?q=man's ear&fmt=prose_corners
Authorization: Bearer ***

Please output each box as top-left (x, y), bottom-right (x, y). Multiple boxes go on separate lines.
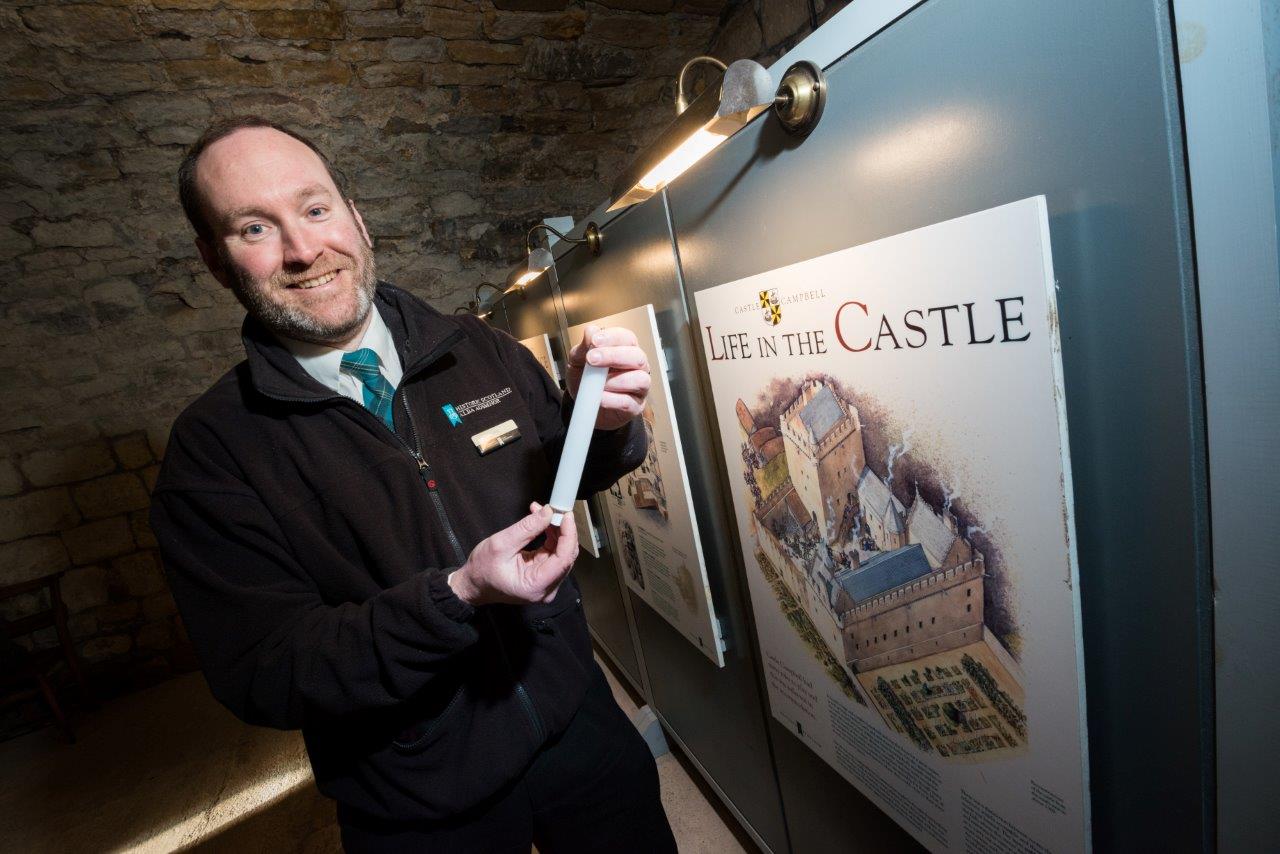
top-left (195, 237), bottom-right (231, 288)
top-left (348, 200), bottom-right (373, 249)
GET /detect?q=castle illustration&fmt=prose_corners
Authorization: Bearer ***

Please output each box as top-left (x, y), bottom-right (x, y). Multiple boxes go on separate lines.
top-left (615, 405), bottom-right (668, 520)
top-left (739, 379), bottom-right (1022, 758)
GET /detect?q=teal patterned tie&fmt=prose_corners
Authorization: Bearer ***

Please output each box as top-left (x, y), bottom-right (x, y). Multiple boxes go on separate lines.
top-left (339, 348), bottom-right (396, 431)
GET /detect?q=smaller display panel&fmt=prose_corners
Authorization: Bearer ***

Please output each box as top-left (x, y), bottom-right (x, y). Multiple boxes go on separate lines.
top-left (519, 332), bottom-right (562, 385)
top-left (568, 305), bottom-right (725, 667)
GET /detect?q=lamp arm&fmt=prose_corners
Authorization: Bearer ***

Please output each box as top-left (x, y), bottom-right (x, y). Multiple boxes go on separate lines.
top-left (525, 222), bottom-right (583, 252)
top-left (677, 55), bottom-right (728, 114)
top-left (474, 281), bottom-right (503, 301)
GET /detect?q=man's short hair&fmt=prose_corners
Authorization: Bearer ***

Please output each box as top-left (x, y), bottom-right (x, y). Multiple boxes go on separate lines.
top-left (177, 116), bottom-right (350, 242)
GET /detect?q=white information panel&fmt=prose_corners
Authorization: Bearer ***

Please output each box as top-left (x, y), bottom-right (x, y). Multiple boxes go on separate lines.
top-left (695, 197), bottom-right (1090, 852)
top-left (569, 305), bottom-right (724, 666)
top-left (519, 332), bottom-right (562, 385)
top-left (518, 332), bottom-right (598, 559)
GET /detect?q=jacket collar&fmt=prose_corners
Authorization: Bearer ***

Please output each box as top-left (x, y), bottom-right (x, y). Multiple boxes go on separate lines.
top-left (241, 282), bottom-right (465, 403)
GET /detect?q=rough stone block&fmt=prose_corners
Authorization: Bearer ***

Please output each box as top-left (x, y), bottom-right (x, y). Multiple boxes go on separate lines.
top-left (146, 425), bottom-right (170, 461)
top-left (62, 517), bottom-right (135, 565)
top-left (30, 219), bottom-right (116, 249)
top-left (588, 14), bottom-right (668, 48)
top-left (129, 509), bottom-right (157, 549)
top-left (675, 0), bottom-right (730, 14)
top-left (279, 61), bottom-right (354, 87)
top-left (712, 3), bottom-right (763, 61)
top-left (334, 40), bottom-right (385, 63)
top-left (117, 147), bottom-right (183, 176)
top-left (447, 40), bottom-right (525, 65)
top-left (422, 7), bottom-right (483, 39)
top-left (62, 565), bottom-right (109, 613)
top-left (251, 10), bottom-right (344, 40)
top-left (94, 600), bottom-right (140, 626)
top-left (222, 0), bottom-right (318, 8)
top-left (0, 78), bottom-right (63, 102)
top-left (19, 5), bottom-right (139, 44)
top-left (494, 0), bottom-right (569, 10)
top-left (432, 191), bottom-right (481, 218)
top-left (142, 591), bottom-right (179, 621)
top-left (20, 443), bottom-right (115, 488)
top-left (119, 94), bottom-right (211, 138)
top-left (761, 0), bottom-right (810, 47)
top-left (141, 464), bottom-right (161, 494)
top-left (164, 58), bottom-right (277, 88)
top-left (384, 36), bottom-right (447, 62)
top-left (68, 612), bottom-right (98, 640)
top-left (152, 0), bottom-right (223, 8)
top-left (0, 224), bottom-right (32, 255)
top-left (81, 634), bottom-right (132, 663)
top-left (57, 59), bottom-right (166, 97)
top-left (483, 9), bottom-right (586, 40)
top-left (0, 536), bottom-right (70, 585)
top-left (359, 63), bottom-right (423, 88)
top-left (593, 0), bottom-right (674, 11)
top-left (135, 621), bottom-right (173, 652)
top-left (522, 40), bottom-right (640, 83)
top-left (346, 9), bottom-right (422, 38)
top-left (0, 460), bottom-right (24, 497)
top-left (113, 550), bottom-right (166, 597)
top-left (72, 473), bottom-right (150, 519)
top-left (112, 434), bottom-right (153, 470)
top-left (0, 487), bottom-right (80, 543)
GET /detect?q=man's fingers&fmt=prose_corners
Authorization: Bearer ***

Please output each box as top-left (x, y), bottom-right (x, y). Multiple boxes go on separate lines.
top-left (602, 369), bottom-right (651, 396)
top-left (585, 345), bottom-right (649, 371)
top-left (590, 327), bottom-right (638, 349)
top-left (488, 506), bottom-right (553, 555)
top-left (567, 324), bottom-right (599, 367)
top-left (555, 511), bottom-right (577, 557)
top-left (599, 390), bottom-right (645, 418)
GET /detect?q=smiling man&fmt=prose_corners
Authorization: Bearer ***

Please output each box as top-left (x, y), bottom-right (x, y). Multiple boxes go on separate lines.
top-left (151, 117), bottom-right (674, 853)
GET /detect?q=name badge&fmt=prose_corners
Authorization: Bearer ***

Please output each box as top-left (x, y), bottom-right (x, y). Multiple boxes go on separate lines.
top-left (471, 419), bottom-right (520, 455)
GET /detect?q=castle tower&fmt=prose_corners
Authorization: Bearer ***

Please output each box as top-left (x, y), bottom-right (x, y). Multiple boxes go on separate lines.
top-left (780, 380), bottom-right (866, 539)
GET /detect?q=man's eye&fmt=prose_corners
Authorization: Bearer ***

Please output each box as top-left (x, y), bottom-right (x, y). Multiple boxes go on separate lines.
top-left (242, 224), bottom-right (266, 238)
top-left (308, 207), bottom-right (327, 217)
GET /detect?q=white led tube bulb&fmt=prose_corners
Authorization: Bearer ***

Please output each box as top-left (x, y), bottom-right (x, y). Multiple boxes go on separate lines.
top-left (548, 362), bottom-right (609, 525)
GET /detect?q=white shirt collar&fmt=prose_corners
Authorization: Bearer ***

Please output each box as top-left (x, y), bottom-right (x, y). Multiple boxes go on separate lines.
top-left (277, 306), bottom-right (404, 397)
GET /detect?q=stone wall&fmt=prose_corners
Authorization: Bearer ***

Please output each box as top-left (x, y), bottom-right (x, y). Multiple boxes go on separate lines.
top-left (0, 0), bottom-right (847, 701)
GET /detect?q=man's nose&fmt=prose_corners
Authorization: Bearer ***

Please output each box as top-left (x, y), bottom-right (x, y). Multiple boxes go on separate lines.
top-left (279, 222), bottom-right (322, 268)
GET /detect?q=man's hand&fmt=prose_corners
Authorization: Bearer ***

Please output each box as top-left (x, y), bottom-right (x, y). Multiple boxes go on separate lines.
top-left (447, 503), bottom-right (578, 606)
top-left (565, 324), bottom-right (651, 432)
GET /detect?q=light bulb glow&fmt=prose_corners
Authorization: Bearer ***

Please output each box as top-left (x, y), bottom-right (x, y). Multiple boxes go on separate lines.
top-left (637, 127), bottom-right (728, 192)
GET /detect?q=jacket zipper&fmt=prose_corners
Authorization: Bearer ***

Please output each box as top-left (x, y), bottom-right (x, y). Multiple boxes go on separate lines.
top-left (398, 385), bottom-right (547, 746)
top-left (398, 392), bottom-right (467, 565)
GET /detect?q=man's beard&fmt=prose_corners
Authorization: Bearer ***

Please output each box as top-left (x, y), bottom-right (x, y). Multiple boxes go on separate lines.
top-left (221, 242), bottom-right (378, 345)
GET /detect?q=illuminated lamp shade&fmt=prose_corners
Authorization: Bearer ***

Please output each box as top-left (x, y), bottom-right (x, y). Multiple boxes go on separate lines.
top-left (506, 247), bottom-right (555, 293)
top-left (608, 58), bottom-right (827, 212)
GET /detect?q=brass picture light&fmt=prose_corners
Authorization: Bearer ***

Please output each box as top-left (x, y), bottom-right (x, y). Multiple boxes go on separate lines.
top-left (504, 221), bottom-right (602, 295)
top-left (607, 57), bottom-right (827, 212)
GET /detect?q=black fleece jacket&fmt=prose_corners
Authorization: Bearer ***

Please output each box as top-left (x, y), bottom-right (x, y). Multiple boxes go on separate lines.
top-left (150, 283), bottom-right (645, 823)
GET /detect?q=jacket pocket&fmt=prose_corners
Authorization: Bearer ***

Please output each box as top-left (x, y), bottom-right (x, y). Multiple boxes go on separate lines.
top-left (390, 682), bottom-right (465, 754)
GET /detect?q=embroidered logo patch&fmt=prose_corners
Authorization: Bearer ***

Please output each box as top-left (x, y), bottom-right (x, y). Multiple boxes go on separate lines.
top-left (442, 404), bottom-right (462, 426)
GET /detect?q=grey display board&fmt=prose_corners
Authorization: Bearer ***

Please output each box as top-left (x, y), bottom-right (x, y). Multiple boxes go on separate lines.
top-left (550, 196), bottom-right (792, 853)
top-left (493, 275), bottom-right (645, 691)
top-left (664, 0), bottom-right (1211, 851)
